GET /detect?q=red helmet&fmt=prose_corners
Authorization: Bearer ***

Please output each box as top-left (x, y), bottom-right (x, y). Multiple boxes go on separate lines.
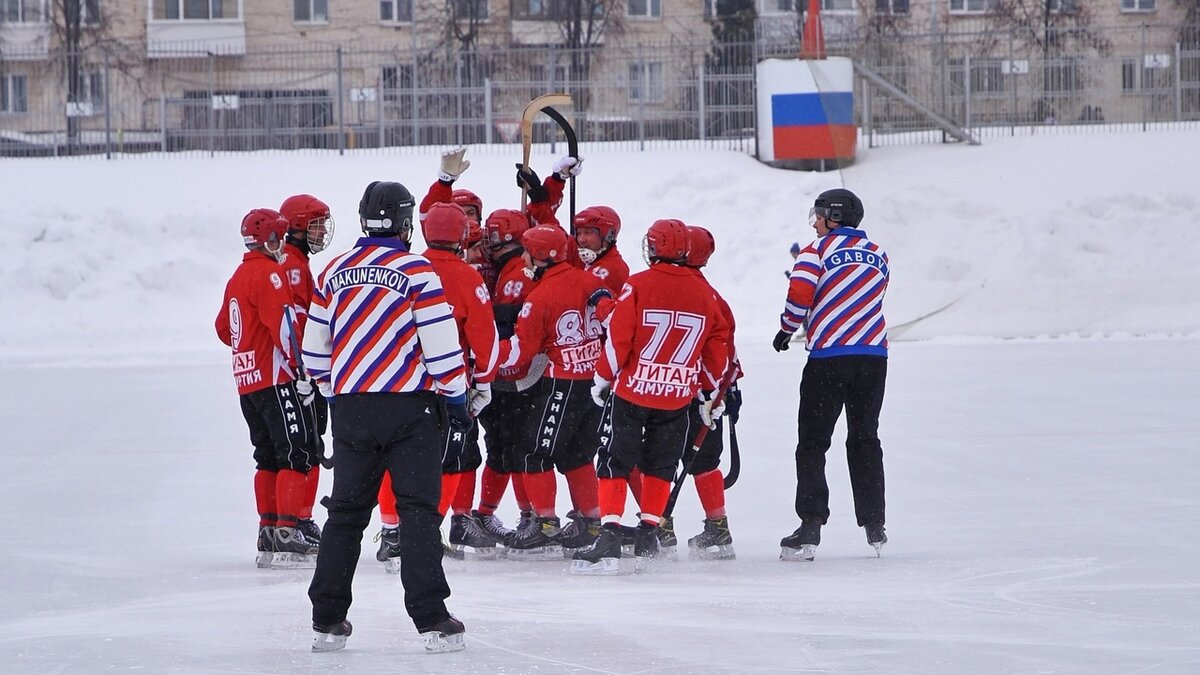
top-left (464, 218), bottom-right (484, 248)
top-left (279, 193), bottom-right (334, 253)
top-left (485, 208), bottom-right (532, 248)
top-left (522, 225), bottom-right (570, 264)
top-left (241, 208), bottom-right (288, 252)
top-left (644, 218), bottom-right (689, 263)
top-left (685, 226), bottom-right (715, 267)
top-left (422, 202), bottom-right (469, 247)
top-left (573, 205), bottom-right (621, 244)
top-left (451, 189), bottom-right (483, 221)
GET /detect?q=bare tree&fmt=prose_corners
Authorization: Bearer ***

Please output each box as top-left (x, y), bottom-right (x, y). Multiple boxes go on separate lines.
top-left (553, 0), bottom-right (624, 110)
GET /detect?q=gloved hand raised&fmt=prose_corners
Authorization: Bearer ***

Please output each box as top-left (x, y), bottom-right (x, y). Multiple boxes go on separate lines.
top-left (553, 155), bottom-right (583, 180)
top-left (590, 374), bottom-right (612, 408)
top-left (468, 382), bottom-right (492, 417)
top-left (772, 329), bottom-right (793, 352)
top-left (294, 376), bottom-right (315, 406)
top-left (439, 147), bottom-right (470, 182)
top-left (515, 164), bottom-right (549, 203)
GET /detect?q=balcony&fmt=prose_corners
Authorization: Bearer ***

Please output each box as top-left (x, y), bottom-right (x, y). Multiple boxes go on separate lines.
top-left (0, 21), bottom-right (51, 60)
top-left (146, 0), bottom-right (246, 58)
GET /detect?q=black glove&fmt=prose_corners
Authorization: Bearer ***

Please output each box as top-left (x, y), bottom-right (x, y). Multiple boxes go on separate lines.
top-left (515, 164), bottom-right (548, 203)
top-left (446, 395), bottom-right (472, 431)
top-left (773, 329), bottom-right (793, 352)
top-left (724, 385), bottom-right (742, 425)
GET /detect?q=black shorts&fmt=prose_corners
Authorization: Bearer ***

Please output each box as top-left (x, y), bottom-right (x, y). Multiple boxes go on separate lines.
top-left (596, 396), bottom-right (693, 482)
top-left (476, 386), bottom-right (539, 474)
top-left (240, 381), bottom-right (319, 473)
top-left (683, 400), bottom-right (723, 475)
top-left (439, 416), bottom-right (482, 474)
top-left (519, 377), bottom-right (604, 475)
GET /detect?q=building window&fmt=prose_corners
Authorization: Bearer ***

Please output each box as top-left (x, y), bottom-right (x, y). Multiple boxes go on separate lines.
top-left (950, 58), bottom-right (1004, 93)
top-left (379, 0), bottom-right (412, 22)
top-left (627, 0), bottom-right (660, 19)
top-left (76, 69), bottom-right (104, 107)
top-left (1122, 57), bottom-right (1170, 91)
top-left (382, 64), bottom-right (414, 100)
top-left (820, 0), bottom-right (852, 10)
top-left (1120, 0), bottom-right (1154, 11)
top-left (1043, 59), bottom-right (1081, 93)
top-left (294, 0), bottom-right (327, 22)
top-left (1, 74), bottom-right (28, 113)
top-left (949, 0), bottom-right (996, 13)
top-left (82, 0), bottom-right (101, 25)
top-left (452, 0), bottom-right (488, 20)
top-left (153, 0), bottom-right (240, 20)
top-left (874, 0), bottom-right (909, 13)
top-left (629, 61), bottom-right (664, 102)
top-left (1, 0), bottom-right (46, 22)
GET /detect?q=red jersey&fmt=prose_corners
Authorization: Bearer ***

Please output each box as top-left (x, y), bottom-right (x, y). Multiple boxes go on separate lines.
top-left (598, 263), bottom-right (730, 410)
top-left (424, 248), bottom-right (499, 385)
top-left (693, 268), bottom-right (743, 383)
top-left (418, 179), bottom-right (453, 218)
top-left (586, 246), bottom-right (630, 294)
top-left (499, 263), bottom-right (605, 381)
top-left (492, 253), bottom-right (538, 382)
top-left (215, 251), bottom-right (297, 395)
top-left (280, 242), bottom-right (316, 336)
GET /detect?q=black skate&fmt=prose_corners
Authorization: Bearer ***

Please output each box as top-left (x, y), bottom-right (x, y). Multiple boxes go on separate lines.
top-left (865, 522), bottom-right (888, 556)
top-left (273, 526), bottom-right (318, 569)
top-left (687, 516), bottom-right (736, 561)
top-left (632, 523), bottom-right (660, 572)
top-left (617, 524), bottom-right (638, 556)
top-left (656, 515), bottom-right (679, 561)
top-left (504, 510), bottom-right (536, 547)
top-left (569, 524), bottom-right (622, 576)
top-left (505, 515), bottom-right (562, 560)
top-left (312, 619), bottom-right (352, 652)
top-left (419, 615), bottom-right (466, 654)
top-left (472, 510), bottom-right (513, 546)
top-left (557, 511), bottom-right (600, 557)
top-left (780, 520), bottom-right (821, 562)
top-left (375, 526), bottom-right (402, 574)
top-left (449, 514), bottom-right (499, 559)
top-left (297, 518), bottom-right (322, 544)
top-left (256, 525), bottom-right (276, 569)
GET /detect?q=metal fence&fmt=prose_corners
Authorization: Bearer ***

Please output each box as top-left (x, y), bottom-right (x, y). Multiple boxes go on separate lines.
top-left (2, 20), bottom-right (1199, 159)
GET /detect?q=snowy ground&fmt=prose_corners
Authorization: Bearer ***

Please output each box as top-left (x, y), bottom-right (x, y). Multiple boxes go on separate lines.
top-left (2, 129), bottom-right (1199, 672)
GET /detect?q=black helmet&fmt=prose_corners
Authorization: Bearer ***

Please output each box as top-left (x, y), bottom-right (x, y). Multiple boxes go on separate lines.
top-left (813, 188), bottom-right (864, 228)
top-left (359, 181), bottom-right (415, 239)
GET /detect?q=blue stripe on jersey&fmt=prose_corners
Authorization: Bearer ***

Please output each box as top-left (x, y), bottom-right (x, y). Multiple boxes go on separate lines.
top-left (416, 313), bottom-right (454, 328)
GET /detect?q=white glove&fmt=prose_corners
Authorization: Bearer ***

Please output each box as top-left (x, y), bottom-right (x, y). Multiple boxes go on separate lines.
top-left (295, 377), bottom-right (315, 406)
top-left (468, 382), bottom-right (492, 417)
top-left (317, 380), bottom-right (333, 399)
top-left (590, 374), bottom-right (611, 408)
top-left (698, 393), bottom-right (725, 429)
top-left (553, 155), bottom-right (583, 180)
top-left (439, 147), bottom-right (471, 182)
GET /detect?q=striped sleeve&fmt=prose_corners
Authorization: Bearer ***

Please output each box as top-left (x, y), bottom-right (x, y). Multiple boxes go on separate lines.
top-left (301, 277), bottom-right (334, 385)
top-left (781, 243), bottom-right (820, 332)
top-left (411, 264), bottom-right (468, 398)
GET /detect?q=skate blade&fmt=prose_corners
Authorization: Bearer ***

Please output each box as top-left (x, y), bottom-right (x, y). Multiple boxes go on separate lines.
top-left (779, 545), bottom-right (816, 562)
top-left (569, 557), bottom-right (619, 576)
top-left (871, 542), bottom-right (885, 557)
top-left (381, 558), bottom-right (402, 574)
top-left (688, 544), bottom-right (736, 561)
top-left (422, 631), bottom-right (466, 654)
top-left (504, 545), bottom-right (563, 561)
top-left (464, 546), bottom-right (500, 560)
top-left (633, 555), bottom-right (661, 573)
top-left (272, 552), bottom-right (317, 569)
top-left (256, 552), bottom-right (274, 569)
top-left (619, 544), bottom-right (635, 557)
top-left (656, 545), bottom-right (679, 562)
top-left (312, 633), bottom-right (348, 652)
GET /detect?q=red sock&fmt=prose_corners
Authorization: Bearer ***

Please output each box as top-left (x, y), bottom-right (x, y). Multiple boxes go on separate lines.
top-left (628, 467), bottom-right (645, 507)
top-left (438, 473), bottom-right (461, 518)
top-left (477, 466), bottom-right (510, 516)
top-left (693, 469), bottom-right (727, 519)
top-left (564, 464), bottom-right (600, 518)
top-left (638, 475), bottom-right (671, 525)
top-left (299, 465), bottom-right (320, 520)
top-left (275, 468), bottom-right (308, 528)
top-left (254, 469), bottom-right (277, 526)
top-left (522, 471), bottom-right (557, 518)
top-left (511, 472), bottom-right (532, 513)
top-left (598, 477), bottom-right (628, 525)
top-left (378, 471), bottom-right (399, 527)
top-left (452, 469), bottom-right (476, 515)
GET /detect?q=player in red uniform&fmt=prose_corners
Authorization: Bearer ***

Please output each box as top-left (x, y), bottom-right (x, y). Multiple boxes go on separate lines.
top-left (574, 205), bottom-right (629, 293)
top-left (215, 208), bottom-right (320, 569)
top-left (374, 203), bottom-right (501, 565)
top-left (571, 219), bottom-right (730, 575)
top-left (679, 225), bottom-right (742, 560)
top-left (496, 226), bottom-right (609, 558)
top-left (278, 194), bottom-right (335, 547)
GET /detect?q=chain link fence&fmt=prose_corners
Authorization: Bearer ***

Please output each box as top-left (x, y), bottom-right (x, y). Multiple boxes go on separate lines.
top-left (2, 20), bottom-right (1198, 159)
